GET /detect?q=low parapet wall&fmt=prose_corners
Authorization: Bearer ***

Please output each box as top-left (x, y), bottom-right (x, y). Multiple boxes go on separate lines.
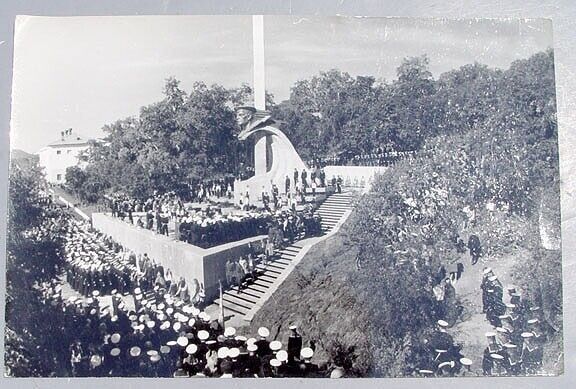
top-left (91, 213), bottom-right (266, 301)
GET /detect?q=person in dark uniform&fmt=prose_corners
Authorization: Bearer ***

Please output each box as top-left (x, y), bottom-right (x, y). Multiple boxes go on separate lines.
top-left (468, 234), bottom-right (482, 265)
top-left (480, 267), bottom-right (494, 313)
top-left (298, 347), bottom-right (321, 377)
top-left (319, 168), bottom-right (326, 187)
top-left (287, 325), bottom-right (302, 365)
top-left (521, 332), bottom-right (543, 374)
top-left (427, 320), bottom-right (454, 365)
top-left (481, 332), bottom-right (502, 375)
top-left (255, 327), bottom-right (271, 358)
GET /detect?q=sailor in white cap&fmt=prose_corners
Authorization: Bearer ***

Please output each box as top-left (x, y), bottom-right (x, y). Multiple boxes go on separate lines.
top-left (255, 327), bottom-right (271, 357)
top-left (418, 369), bottom-right (435, 377)
top-left (480, 268), bottom-right (494, 313)
top-left (428, 321), bottom-right (454, 356)
top-left (243, 343), bottom-right (261, 377)
top-left (482, 332), bottom-right (501, 375)
top-left (437, 360), bottom-right (456, 376)
top-left (287, 324), bottom-right (302, 364)
top-left (269, 340), bottom-right (282, 353)
top-left (489, 353), bottom-right (505, 375)
top-left (459, 357), bottom-right (473, 373)
top-left (299, 347), bottom-right (320, 377)
top-left (521, 331), bottom-right (542, 374)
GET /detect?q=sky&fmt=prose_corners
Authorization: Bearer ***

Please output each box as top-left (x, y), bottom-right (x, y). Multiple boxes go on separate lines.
top-left (10, 15), bottom-right (552, 153)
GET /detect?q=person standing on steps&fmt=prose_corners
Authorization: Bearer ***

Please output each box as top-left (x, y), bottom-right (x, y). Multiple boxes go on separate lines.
top-left (336, 176), bottom-right (343, 193)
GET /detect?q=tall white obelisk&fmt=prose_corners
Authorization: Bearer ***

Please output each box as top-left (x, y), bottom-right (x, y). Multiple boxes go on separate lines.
top-left (252, 15), bottom-right (268, 176)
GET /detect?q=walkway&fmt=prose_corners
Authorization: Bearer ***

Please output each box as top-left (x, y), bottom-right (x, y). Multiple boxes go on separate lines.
top-left (446, 250), bottom-right (525, 375)
top-left (205, 191), bottom-right (358, 328)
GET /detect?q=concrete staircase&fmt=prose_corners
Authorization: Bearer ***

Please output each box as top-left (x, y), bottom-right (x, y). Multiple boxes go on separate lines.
top-left (314, 191), bottom-right (357, 233)
top-left (213, 241), bottom-right (305, 318)
top-left (211, 190), bottom-right (357, 323)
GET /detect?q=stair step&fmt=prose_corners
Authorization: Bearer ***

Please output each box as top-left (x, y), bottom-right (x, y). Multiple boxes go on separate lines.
top-left (318, 209), bottom-right (349, 214)
top-left (269, 260), bottom-right (288, 268)
top-left (220, 303), bottom-right (249, 316)
top-left (260, 273), bottom-right (278, 282)
top-left (214, 299), bottom-right (250, 315)
top-left (223, 293), bottom-right (253, 310)
top-left (317, 215), bottom-right (342, 220)
top-left (244, 284), bottom-right (267, 294)
top-left (319, 205), bottom-right (351, 210)
top-left (258, 264), bottom-right (284, 273)
top-left (223, 291), bottom-right (258, 305)
top-left (253, 280), bottom-right (273, 288)
top-left (224, 289), bottom-right (261, 300)
top-left (277, 250), bottom-right (297, 257)
top-left (255, 276), bottom-right (274, 285)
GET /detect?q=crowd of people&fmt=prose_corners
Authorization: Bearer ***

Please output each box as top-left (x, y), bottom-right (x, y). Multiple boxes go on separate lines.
top-left (107, 188), bottom-right (323, 249)
top-left (14, 208), bottom-right (345, 378)
top-left (177, 207), bottom-right (320, 248)
top-left (306, 149), bottom-right (417, 168)
top-left (416, 320), bottom-right (473, 377)
top-left (35, 276), bottom-right (336, 377)
top-left (480, 268), bottom-right (546, 376)
top-left (188, 178), bottom-right (235, 202)
top-left (416, 261), bottom-right (547, 377)
top-left (63, 219), bottom-right (205, 305)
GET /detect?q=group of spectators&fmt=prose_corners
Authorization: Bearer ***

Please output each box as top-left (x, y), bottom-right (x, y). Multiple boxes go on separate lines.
top-left (176, 210), bottom-right (270, 248)
top-left (36, 277), bottom-right (333, 377)
top-left (415, 320), bottom-right (473, 377)
top-left (177, 207), bottom-right (321, 249)
top-left (418, 261), bottom-right (547, 377)
top-left (480, 268), bottom-right (546, 376)
top-left (306, 149), bottom-right (417, 168)
top-left (20, 208), bottom-right (345, 378)
top-left (63, 219), bottom-right (203, 305)
top-left (108, 188), bottom-right (323, 249)
top-left (189, 179), bottom-right (234, 203)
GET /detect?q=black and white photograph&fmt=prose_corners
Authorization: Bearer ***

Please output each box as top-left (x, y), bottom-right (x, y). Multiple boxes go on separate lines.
top-left (3, 14), bottom-right (563, 378)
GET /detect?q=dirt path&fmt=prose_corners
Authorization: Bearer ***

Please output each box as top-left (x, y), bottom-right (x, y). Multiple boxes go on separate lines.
top-left (446, 250), bottom-right (523, 375)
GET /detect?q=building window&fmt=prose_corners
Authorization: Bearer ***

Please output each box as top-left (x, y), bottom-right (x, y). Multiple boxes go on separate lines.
top-left (56, 174), bottom-right (62, 181)
top-left (56, 150), bottom-right (62, 155)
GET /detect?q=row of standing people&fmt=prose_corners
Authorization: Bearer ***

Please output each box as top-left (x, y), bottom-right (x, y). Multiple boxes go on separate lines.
top-left (480, 267), bottom-right (546, 376)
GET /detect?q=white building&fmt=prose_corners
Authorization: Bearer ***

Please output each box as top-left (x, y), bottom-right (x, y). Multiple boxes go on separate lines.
top-left (37, 129), bottom-right (91, 184)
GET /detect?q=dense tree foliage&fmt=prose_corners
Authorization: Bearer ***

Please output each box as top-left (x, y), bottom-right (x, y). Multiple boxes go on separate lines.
top-left (344, 49), bottom-right (560, 374)
top-left (253, 50), bottom-right (561, 376)
top-left (68, 79), bottom-right (253, 201)
top-left (5, 163), bottom-right (69, 376)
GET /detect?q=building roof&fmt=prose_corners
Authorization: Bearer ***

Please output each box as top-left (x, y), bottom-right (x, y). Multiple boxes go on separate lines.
top-left (47, 130), bottom-right (91, 147)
